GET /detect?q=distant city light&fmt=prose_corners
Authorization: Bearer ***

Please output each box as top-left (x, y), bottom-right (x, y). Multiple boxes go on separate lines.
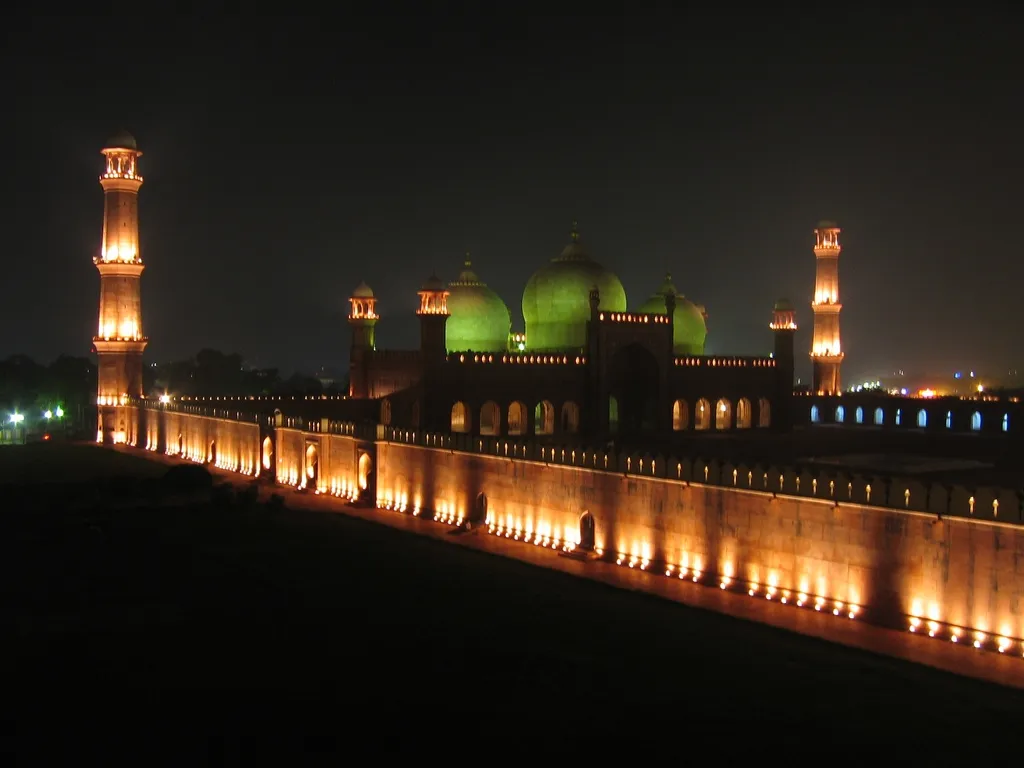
top-left (158, 394), bottom-right (171, 404)
top-left (55, 406), bottom-right (63, 418)
top-left (44, 409), bottom-right (52, 419)
top-left (8, 413), bottom-right (24, 424)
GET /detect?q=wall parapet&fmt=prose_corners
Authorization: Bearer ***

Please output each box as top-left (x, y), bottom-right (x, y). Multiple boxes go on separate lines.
top-left (448, 352), bottom-right (588, 365)
top-left (376, 425), bottom-right (1024, 525)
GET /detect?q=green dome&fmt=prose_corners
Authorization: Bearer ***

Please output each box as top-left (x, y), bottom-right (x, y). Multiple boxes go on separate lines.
top-left (521, 223), bottom-right (627, 351)
top-left (637, 272), bottom-right (707, 355)
top-left (446, 255), bottom-right (512, 353)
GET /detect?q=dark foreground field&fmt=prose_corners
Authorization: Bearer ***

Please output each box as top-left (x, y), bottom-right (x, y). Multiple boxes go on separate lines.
top-left (2, 444), bottom-right (1022, 757)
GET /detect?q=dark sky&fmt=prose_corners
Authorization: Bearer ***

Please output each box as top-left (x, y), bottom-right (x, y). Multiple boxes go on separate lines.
top-left (4, 10), bottom-right (1023, 384)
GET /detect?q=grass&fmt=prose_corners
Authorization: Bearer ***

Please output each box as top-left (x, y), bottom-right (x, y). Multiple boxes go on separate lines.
top-left (4, 443), bottom-right (1023, 754)
top-left (0, 442), bottom-right (168, 485)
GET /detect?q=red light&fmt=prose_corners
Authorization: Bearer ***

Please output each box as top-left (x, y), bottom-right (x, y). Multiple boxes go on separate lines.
top-left (43, 434), bottom-right (51, 441)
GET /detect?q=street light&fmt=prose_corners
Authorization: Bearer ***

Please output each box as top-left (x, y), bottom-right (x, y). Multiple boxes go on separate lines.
top-left (55, 406), bottom-right (64, 418)
top-left (158, 394), bottom-right (171, 404)
top-left (44, 409), bottom-right (52, 419)
top-left (9, 413), bottom-right (24, 425)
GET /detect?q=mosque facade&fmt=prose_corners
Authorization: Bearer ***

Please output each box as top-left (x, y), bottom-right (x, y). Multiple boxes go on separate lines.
top-left (348, 222), bottom-right (795, 441)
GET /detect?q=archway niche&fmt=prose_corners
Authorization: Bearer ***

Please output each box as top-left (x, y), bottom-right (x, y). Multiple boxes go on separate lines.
top-left (608, 343), bottom-right (660, 436)
top-left (305, 443), bottom-right (319, 486)
top-left (579, 511), bottom-right (596, 551)
top-left (358, 452), bottom-right (373, 491)
top-left (209, 440), bottom-right (217, 465)
top-left (469, 492), bottom-right (488, 527)
top-left (177, 433), bottom-right (183, 455)
top-left (262, 436), bottom-right (274, 471)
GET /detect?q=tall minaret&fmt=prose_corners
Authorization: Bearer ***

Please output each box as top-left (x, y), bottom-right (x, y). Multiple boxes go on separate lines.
top-left (809, 221), bottom-right (843, 395)
top-left (93, 131), bottom-right (147, 444)
top-left (347, 282), bottom-right (378, 398)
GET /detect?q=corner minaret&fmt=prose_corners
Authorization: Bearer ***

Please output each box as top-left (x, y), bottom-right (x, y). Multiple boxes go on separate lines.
top-left (417, 273), bottom-right (450, 361)
top-left (93, 131), bottom-right (147, 444)
top-left (809, 221), bottom-right (843, 394)
top-left (347, 282), bottom-right (378, 398)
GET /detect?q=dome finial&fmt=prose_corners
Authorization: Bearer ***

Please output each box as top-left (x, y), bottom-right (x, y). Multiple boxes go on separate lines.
top-left (464, 251), bottom-right (472, 268)
top-left (570, 220), bottom-right (580, 243)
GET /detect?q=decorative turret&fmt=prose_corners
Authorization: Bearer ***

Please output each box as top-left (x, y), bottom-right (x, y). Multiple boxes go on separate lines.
top-left (810, 221), bottom-right (844, 394)
top-left (347, 282), bottom-right (378, 397)
top-left (348, 281), bottom-right (378, 350)
top-left (417, 273), bottom-right (450, 361)
top-left (771, 299), bottom-right (797, 432)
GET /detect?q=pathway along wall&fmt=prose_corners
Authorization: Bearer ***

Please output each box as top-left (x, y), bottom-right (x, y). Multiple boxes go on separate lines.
top-left (376, 441), bottom-right (1024, 640)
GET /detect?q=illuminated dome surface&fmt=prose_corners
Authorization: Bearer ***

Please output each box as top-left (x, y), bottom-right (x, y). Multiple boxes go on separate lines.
top-left (637, 273), bottom-right (707, 355)
top-left (521, 224), bottom-right (627, 351)
top-left (446, 256), bottom-right (512, 353)
top-left (352, 281), bottom-right (374, 298)
top-left (105, 130), bottom-right (138, 150)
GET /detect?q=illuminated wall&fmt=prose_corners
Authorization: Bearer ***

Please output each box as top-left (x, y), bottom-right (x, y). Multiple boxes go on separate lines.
top-left (275, 426), bottom-right (363, 500)
top-left (141, 408), bottom-right (261, 476)
top-left (376, 441), bottom-right (1024, 645)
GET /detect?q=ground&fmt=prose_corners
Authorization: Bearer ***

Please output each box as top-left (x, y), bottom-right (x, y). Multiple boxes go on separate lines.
top-left (4, 443), bottom-right (1022, 757)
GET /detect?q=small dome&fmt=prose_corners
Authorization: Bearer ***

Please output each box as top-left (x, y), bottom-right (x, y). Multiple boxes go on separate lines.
top-left (636, 272), bottom-right (707, 355)
top-left (521, 222), bottom-right (627, 351)
top-left (105, 130), bottom-right (138, 150)
top-left (420, 273), bottom-right (446, 292)
top-left (446, 255), bottom-right (512, 353)
top-left (351, 281), bottom-right (374, 298)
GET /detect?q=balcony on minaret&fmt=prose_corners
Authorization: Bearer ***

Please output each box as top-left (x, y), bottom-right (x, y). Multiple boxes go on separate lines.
top-left (814, 222), bottom-right (841, 253)
top-left (101, 151), bottom-right (142, 182)
top-left (770, 302), bottom-right (797, 331)
top-left (417, 274), bottom-right (450, 315)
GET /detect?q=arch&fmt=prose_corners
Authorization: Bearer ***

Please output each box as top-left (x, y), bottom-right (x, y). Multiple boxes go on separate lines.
top-left (560, 401), bottom-right (580, 433)
top-left (579, 510), bottom-right (596, 551)
top-left (873, 407), bottom-right (884, 426)
top-left (695, 398), bottom-right (711, 430)
top-left (535, 400), bottom-right (555, 435)
top-left (479, 401), bottom-right (500, 436)
top-left (945, 410), bottom-right (952, 429)
top-left (1003, 413), bottom-right (1010, 433)
top-left (451, 401), bottom-right (470, 433)
top-left (305, 443), bottom-right (319, 484)
top-left (507, 401), bottom-right (527, 435)
top-left (758, 398), bottom-right (771, 428)
top-left (608, 343), bottom-right (659, 436)
top-left (262, 436), bottom-right (273, 471)
top-left (608, 396), bottom-right (619, 434)
top-left (835, 405), bottom-right (845, 423)
top-left (715, 398), bottom-right (732, 430)
top-left (735, 398), bottom-right (752, 429)
top-left (380, 398), bottom-right (392, 426)
top-left (810, 405), bottom-right (820, 423)
top-left (895, 408), bottom-right (902, 426)
top-left (916, 409), bottom-right (927, 428)
top-left (358, 452), bottom-right (373, 491)
top-left (209, 440), bottom-right (217, 465)
top-left (855, 406), bottom-right (864, 424)
top-left (177, 433), bottom-right (183, 455)
top-left (672, 399), bottom-right (689, 431)
top-left (469, 492), bottom-right (488, 527)
top-left (971, 411), bottom-right (982, 431)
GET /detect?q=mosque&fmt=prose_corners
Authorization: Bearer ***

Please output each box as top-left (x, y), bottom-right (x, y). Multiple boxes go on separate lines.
top-left (346, 222), bottom-right (796, 441)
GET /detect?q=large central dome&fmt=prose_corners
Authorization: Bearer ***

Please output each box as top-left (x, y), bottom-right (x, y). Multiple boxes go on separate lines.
top-left (521, 223), bottom-right (627, 351)
top-left (446, 255), bottom-right (512, 353)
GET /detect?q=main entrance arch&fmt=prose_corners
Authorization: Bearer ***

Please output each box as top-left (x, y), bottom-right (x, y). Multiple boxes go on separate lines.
top-left (305, 443), bottom-right (319, 487)
top-left (358, 452), bottom-right (373, 491)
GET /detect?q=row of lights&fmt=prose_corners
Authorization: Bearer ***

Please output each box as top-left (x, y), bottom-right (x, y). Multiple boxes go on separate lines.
top-left (454, 353), bottom-right (588, 365)
top-left (178, 395), bottom-right (349, 402)
top-left (908, 617), bottom-right (1022, 656)
top-left (674, 357), bottom-right (775, 368)
top-left (599, 312), bottom-right (670, 325)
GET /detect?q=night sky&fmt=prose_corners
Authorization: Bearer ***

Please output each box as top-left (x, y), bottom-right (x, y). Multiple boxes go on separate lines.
top-left (4, 11), bottom-right (1022, 385)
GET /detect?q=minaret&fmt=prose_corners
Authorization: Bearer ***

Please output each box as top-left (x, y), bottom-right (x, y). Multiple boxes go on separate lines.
top-left (93, 131), bottom-right (147, 445)
top-left (347, 282), bottom-right (378, 398)
top-left (771, 299), bottom-right (797, 431)
top-left (809, 221), bottom-right (844, 394)
top-left (417, 273), bottom-right (450, 361)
